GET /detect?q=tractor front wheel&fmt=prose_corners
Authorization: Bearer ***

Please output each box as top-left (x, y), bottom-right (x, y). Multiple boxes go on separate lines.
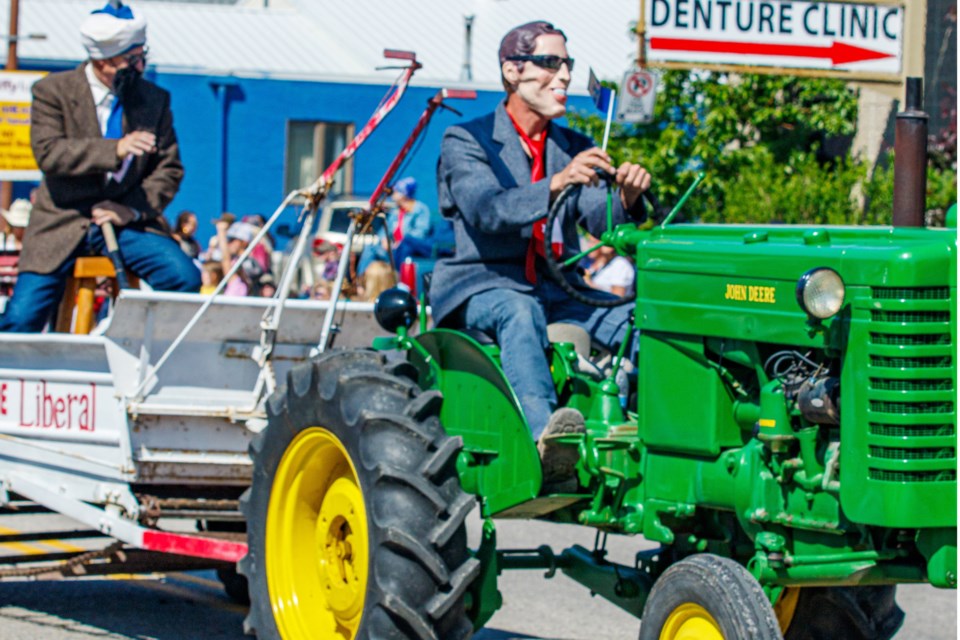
top-left (240, 350), bottom-right (478, 639)
top-left (638, 554), bottom-right (783, 640)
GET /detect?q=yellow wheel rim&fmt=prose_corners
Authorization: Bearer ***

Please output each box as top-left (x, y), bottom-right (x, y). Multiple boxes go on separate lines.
top-left (774, 587), bottom-right (801, 634)
top-left (266, 427), bottom-right (369, 640)
top-left (660, 603), bottom-right (724, 640)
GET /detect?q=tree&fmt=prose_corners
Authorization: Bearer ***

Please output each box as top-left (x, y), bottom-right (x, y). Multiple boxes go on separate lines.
top-left (567, 70), bottom-right (956, 226)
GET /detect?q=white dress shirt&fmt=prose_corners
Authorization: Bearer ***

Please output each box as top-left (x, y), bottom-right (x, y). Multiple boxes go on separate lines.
top-left (85, 62), bottom-right (133, 185)
top-left (85, 62), bottom-right (115, 136)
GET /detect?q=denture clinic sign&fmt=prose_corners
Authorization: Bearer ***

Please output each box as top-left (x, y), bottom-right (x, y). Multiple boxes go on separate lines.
top-left (0, 71), bottom-right (45, 181)
top-left (646, 0), bottom-right (903, 77)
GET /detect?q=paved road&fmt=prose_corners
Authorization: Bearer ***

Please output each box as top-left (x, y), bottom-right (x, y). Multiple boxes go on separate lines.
top-left (0, 514), bottom-right (955, 639)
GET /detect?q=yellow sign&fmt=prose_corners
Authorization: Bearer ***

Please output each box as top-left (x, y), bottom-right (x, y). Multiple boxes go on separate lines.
top-left (724, 283), bottom-right (777, 304)
top-left (0, 71), bottom-right (46, 181)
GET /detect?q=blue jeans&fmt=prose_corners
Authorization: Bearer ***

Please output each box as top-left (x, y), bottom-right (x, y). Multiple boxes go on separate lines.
top-left (358, 236), bottom-right (435, 275)
top-left (0, 225), bottom-right (201, 332)
top-left (463, 278), bottom-right (634, 439)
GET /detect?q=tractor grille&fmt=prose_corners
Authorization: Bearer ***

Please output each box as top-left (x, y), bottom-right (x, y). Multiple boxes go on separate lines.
top-left (865, 287), bottom-right (956, 484)
top-left (872, 287), bottom-right (951, 300)
top-left (871, 310), bottom-right (951, 323)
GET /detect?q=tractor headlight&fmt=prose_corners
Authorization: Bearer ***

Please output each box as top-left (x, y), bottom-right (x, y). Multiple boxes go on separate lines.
top-left (796, 268), bottom-right (845, 319)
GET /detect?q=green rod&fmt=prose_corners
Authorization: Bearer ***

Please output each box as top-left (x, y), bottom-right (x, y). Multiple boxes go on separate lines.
top-left (660, 171), bottom-right (705, 228)
top-left (609, 312), bottom-right (636, 388)
top-left (562, 244), bottom-right (607, 269)
top-left (606, 184), bottom-right (614, 231)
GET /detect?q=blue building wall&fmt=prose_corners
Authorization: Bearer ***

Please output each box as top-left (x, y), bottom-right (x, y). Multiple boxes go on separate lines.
top-left (156, 71), bottom-right (597, 247)
top-left (14, 63), bottom-right (598, 248)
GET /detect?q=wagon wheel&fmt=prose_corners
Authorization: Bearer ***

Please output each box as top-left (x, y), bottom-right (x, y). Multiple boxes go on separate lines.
top-left (240, 349), bottom-right (478, 639)
top-left (778, 586), bottom-right (903, 639)
top-left (638, 553), bottom-right (783, 640)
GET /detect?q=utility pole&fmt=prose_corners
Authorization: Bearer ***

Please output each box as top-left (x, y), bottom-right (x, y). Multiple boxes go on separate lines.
top-left (1, 0), bottom-right (20, 211)
top-left (636, 0), bottom-right (647, 68)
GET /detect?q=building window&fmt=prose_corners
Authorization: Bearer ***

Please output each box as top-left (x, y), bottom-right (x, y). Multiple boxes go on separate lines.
top-left (285, 121), bottom-right (355, 197)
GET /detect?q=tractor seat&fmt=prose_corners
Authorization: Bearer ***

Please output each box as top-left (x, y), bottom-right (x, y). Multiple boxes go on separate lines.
top-left (460, 323), bottom-right (592, 359)
top-left (422, 273), bottom-right (592, 359)
top-left (462, 328), bottom-right (497, 346)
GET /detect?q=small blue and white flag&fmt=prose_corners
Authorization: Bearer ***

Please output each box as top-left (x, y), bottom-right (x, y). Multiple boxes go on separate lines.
top-left (588, 68), bottom-right (617, 150)
top-left (588, 68), bottom-right (612, 113)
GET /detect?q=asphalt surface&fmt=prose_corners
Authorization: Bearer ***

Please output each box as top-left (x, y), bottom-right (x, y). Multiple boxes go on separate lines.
top-left (0, 513), bottom-right (955, 639)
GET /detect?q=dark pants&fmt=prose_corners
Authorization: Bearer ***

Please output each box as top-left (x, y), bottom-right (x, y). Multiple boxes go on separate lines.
top-left (0, 225), bottom-right (201, 332)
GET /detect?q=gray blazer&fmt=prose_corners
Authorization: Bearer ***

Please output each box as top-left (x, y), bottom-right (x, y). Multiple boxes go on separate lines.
top-left (429, 101), bottom-right (638, 326)
top-left (20, 63), bottom-right (183, 274)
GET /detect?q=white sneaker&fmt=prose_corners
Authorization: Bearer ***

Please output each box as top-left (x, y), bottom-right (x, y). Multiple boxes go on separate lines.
top-left (537, 408), bottom-right (586, 484)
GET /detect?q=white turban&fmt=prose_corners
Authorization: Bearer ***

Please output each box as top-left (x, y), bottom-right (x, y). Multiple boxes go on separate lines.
top-left (80, 2), bottom-right (147, 60)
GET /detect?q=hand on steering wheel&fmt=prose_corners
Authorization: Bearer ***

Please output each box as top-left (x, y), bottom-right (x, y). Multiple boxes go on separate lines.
top-left (543, 179), bottom-right (645, 308)
top-left (615, 163), bottom-right (653, 211)
top-left (549, 148), bottom-right (615, 196)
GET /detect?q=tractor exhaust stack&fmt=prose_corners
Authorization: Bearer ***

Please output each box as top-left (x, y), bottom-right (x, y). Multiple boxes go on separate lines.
top-left (893, 77), bottom-right (928, 227)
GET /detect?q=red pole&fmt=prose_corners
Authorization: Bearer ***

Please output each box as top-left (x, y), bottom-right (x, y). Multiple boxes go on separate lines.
top-left (366, 88), bottom-right (476, 211)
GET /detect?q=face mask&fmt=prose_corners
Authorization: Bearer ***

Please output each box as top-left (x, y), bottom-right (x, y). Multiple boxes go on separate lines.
top-left (112, 65), bottom-right (142, 103)
top-left (515, 75), bottom-right (567, 120)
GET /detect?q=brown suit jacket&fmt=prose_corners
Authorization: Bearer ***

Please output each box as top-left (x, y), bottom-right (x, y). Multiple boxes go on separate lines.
top-left (20, 63), bottom-right (183, 274)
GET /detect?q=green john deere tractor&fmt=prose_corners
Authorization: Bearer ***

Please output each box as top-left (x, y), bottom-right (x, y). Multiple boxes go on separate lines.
top-left (239, 91), bottom-right (957, 639)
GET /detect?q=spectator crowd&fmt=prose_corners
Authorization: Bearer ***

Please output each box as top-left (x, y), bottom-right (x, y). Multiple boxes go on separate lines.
top-left (0, 189), bottom-right (637, 320)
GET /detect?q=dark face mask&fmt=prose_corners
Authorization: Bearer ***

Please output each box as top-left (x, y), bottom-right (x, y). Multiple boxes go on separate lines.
top-left (112, 65), bottom-right (142, 103)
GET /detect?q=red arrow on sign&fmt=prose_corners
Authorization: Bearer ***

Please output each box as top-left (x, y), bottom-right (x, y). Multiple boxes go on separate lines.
top-left (650, 38), bottom-right (893, 66)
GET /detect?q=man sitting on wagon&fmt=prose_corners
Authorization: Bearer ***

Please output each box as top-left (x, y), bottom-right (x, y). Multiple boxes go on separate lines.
top-left (0, 1), bottom-right (199, 333)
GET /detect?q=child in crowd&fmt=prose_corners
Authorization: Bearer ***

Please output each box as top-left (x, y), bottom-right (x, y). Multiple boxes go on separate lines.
top-left (258, 273), bottom-right (277, 298)
top-left (172, 210), bottom-right (201, 259)
top-left (312, 239), bottom-right (341, 282)
top-left (216, 220), bottom-right (264, 297)
top-left (362, 260), bottom-right (396, 302)
top-left (312, 280), bottom-right (332, 301)
top-left (200, 261), bottom-right (224, 295)
top-left (583, 237), bottom-right (635, 297)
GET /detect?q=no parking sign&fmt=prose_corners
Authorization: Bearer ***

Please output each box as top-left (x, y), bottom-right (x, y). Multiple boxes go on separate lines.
top-left (616, 68), bottom-right (658, 124)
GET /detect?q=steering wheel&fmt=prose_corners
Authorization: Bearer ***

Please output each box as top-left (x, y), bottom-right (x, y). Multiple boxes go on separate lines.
top-left (542, 174), bottom-right (643, 308)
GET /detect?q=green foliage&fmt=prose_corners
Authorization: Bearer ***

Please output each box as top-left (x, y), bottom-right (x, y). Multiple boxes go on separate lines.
top-left (719, 148), bottom-right (867, 225)
top-left (567, 70), bottom-right (957, 226)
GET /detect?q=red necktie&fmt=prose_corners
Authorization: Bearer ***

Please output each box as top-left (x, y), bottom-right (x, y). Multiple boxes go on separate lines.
top-left (507, 111), bottom-right (560, 284)
top-left (393, 208), bottom-right (407, 243)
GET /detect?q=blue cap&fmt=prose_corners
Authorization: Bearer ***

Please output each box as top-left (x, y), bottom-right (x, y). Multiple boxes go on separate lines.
top-left (92, 1), bottom-right (135, 19)
top-left (393, 177), bottom-right (417, 199)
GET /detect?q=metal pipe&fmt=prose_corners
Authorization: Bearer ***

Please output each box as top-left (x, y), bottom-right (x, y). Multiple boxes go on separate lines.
top-left (212, 82), bottom-right (229, 213)
top-left (893, 76), bottom-right (928, 227)
top-left (130, 190), bottom-right (300, 400)
top-left (132, 53), bottom-right (425, 399)
top-left (460, 15), bottom-right (474, 82)
top-left (317, 217), bottom-right (357, 352)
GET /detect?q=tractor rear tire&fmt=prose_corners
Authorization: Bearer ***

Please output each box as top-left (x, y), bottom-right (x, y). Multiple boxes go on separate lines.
top-left (216, 566), bottom-right (250, 605)
top-left (240, 349), bottom-right (479, 640)
top-left (781, 586), bottom-right (904, 640)
top-left (638, 554), bottom-right (783, 640)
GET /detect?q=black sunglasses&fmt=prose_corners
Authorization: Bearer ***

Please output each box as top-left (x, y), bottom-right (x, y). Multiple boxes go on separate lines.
top-left (507, 54), bottom-right (575, 72)
top-left (122, 47), bottom-right (148, 66)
